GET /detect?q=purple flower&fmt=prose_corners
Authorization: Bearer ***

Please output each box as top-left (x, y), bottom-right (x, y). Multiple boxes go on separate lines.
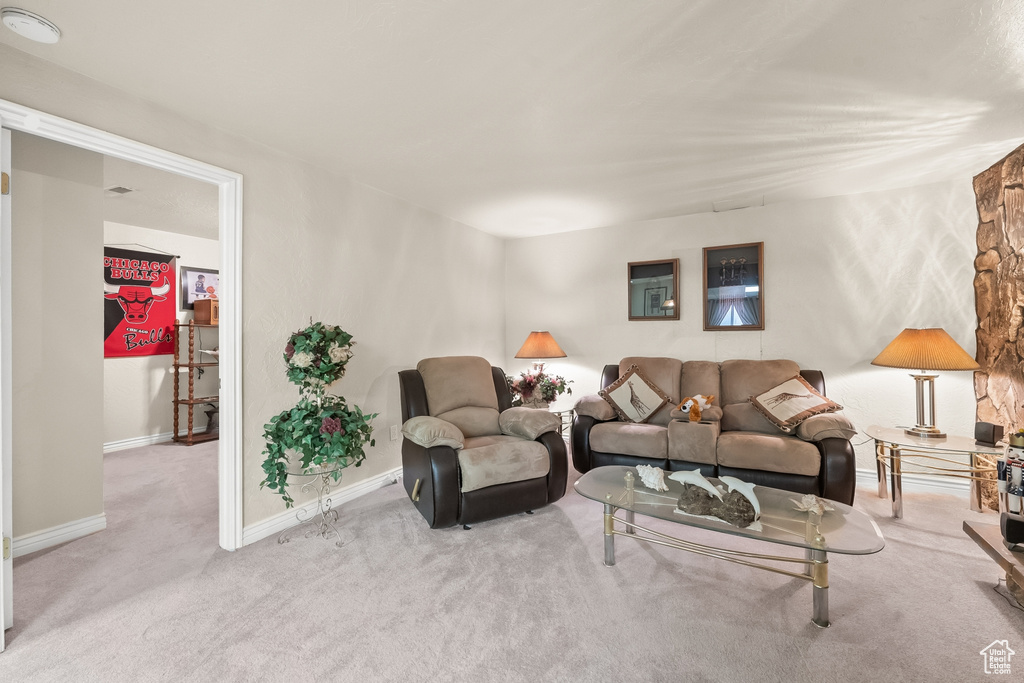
top-left (320, 416), bottom-right (344, 436)
top-left (285, 343), bottom-right (295, 358)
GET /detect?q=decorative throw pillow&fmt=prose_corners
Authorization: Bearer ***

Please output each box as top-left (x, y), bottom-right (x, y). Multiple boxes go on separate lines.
top-left (749, 375), bottom-right (842, 433)
top-left (599, 364), bottom-right (670, 424)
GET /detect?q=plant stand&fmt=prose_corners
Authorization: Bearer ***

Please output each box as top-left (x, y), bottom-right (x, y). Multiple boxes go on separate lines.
top-left (277, 468), bottom-right (346, 548)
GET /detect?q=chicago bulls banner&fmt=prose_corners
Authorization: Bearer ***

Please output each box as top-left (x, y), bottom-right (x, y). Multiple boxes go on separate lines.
top-left (103, 247), bottom-right (176, 357)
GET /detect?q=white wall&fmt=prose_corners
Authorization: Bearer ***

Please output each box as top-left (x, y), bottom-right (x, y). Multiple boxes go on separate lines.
top-left (0, 45), bottom-right (506, 531)
top-left (505, 180), bottom-right (981, 471)
top-left (11, 133), bottom-right (104, 537)
top-left (103, 222), bottom-right (220, 447)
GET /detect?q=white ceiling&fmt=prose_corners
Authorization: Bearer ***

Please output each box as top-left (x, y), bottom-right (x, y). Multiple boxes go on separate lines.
top-left (2, 0), bottom-right (1023, 238)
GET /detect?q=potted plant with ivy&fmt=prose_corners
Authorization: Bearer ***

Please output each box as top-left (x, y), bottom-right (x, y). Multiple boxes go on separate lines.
top-left (260, 322), bottom-right (377, 512)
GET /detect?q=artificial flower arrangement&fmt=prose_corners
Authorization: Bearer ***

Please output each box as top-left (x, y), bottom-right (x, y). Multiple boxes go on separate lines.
top-left (506, 368), bottom-right (572, 406)
top-left (260, 321), bottom-right (376, 507)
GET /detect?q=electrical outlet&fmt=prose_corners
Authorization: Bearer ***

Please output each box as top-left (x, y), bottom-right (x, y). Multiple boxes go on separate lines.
top-left (390, 424), bottom-right (399, 441)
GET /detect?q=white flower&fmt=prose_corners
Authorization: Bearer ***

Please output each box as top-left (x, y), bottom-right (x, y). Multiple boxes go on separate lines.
top-left (328, 345), bottom-right (352, 364)
top-left (291, 351), bottom-right (314, 368)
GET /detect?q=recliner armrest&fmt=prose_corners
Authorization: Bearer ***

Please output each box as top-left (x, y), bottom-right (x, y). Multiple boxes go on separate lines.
top-left (401, 415), bottom-right (464, 450)
top-left (499, 407), bottom-right (561, 439)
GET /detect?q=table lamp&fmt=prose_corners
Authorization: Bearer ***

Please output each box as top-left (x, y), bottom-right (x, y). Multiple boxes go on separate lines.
top-left (870, 328), bottom-right (980, 438)
top-left (514, 331), bottom-right (566, 373)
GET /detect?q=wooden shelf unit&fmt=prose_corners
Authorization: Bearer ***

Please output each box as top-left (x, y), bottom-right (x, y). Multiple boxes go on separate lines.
top-left (173, 320), bottom-right (219, 446)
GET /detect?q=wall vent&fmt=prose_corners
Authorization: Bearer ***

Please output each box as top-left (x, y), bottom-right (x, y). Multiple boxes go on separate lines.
top-left (105, 185), bottom-right (134, 195)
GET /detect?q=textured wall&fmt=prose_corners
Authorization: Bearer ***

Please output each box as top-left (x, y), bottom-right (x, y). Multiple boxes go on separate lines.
top-left (11, 132), bottom-right (104, 536)
top-left (505, 181), bottom-right (981, 471)
top-left (103, 222), bottom-right (220, 446)
top-left (0, 45), bottom-right (506, 531)
top-left (973, 144), bottom-right (1024, 432)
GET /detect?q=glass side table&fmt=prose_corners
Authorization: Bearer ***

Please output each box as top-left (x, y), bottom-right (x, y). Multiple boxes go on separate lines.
top-left (866, 425), bottom-right (1003, 519)
top-left (277, 466), bottom-right (347, 548)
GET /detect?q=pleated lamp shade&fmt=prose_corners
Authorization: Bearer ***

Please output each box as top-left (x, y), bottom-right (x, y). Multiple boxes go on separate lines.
top-left (514, 331), bottom-right (566, 359)
top-left (870, 328), bottom-right (979, 372)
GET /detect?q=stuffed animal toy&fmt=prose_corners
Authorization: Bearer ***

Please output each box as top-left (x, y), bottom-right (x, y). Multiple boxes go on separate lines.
top-left (676, 394), bottom-right (714, 422)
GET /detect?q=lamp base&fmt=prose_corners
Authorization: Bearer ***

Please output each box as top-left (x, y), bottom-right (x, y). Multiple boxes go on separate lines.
top-left (904, 425), bottom-right (946, 439)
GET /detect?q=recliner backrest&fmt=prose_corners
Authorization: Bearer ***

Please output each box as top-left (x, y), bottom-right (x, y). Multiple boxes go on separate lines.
top-left (416, 356), bottom-right (501, 437)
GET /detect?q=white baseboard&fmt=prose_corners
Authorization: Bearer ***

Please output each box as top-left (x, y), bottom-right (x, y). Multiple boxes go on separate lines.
top-left (103, 432), bottom-right (174, 453)
top-left (241, 467), bottom-right (403, 547)
top-left (103, 428), bottom-right (214, 453)
top-left (855, 467), bottom-right (970, 497)
top-left (12, 513), bottom-right (107, 558)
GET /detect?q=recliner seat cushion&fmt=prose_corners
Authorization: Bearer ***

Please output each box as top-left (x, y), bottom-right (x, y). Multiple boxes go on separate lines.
top-left (716, 431), bottom-right (821, 477)
top-left (591, 422), bottom-right (668, 460)
top-left (458, 440), bottom-right (551, 493)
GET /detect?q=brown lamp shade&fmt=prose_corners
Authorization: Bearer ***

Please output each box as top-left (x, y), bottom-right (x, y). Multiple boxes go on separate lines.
top-left (870, 328), bottom-right (980, 372)
top-left (514, 331), bottom-right (566, 359)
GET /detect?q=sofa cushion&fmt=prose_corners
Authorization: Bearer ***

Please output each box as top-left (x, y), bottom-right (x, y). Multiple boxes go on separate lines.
top-left (499, 407), bottom-right (560, 440)
top-left (574, 394), bottom-right (616, 421)
top-left (619, 357), bottom-right (682, 425)
top-left (591, 422), bottom-right (668, 460)
top-left (750, 375), bottom-right (842, 433)
top-left (600, 364), bottom-right (670, 424)
top-left (401, 416), bottom-right (464, 450)
top-left (720, 359), bottom-right (800, 406)
top-left (796, 412), bottom-right (857, 441)
top-left (716, 431), bottom-right (821, 477)
top-left (721, 402), bottom-right (785, 435)
top-left (457, 439), bottom-right (550, 493)
top-left (679, 361), bottom-right (721, 409)
top-left (667, 420), bottom-right (718, 464)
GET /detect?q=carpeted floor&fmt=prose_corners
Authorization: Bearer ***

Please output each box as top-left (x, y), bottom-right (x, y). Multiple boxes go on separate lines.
top-left (1, 441), bottom-right (1021, 682)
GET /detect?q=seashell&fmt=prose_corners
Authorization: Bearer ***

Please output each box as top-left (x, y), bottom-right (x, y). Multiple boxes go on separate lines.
top-left (635, 464), bottom-right (669, 492)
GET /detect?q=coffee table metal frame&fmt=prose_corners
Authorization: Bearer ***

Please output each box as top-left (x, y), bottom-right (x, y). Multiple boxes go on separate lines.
top-left (866, 425), bottom-right (1003, 519)
top-left (575, 466), bottom-right (885, 628)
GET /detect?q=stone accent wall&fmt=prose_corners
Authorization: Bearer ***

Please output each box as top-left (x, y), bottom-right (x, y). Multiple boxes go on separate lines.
top-left (973, 144), bottom-right (1024, 434)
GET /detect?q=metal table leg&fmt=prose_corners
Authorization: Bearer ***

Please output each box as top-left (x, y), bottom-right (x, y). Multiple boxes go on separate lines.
top-left (603, 503), bottom-right (616, 566)
top-left (890, 445), bottom-right (903, 519)
top-left (811, 548), bottom-right (830, 628)
top-left (969, 452), bottom-right (983, 512)
top-left (875, 439), bottom-right (888, 499)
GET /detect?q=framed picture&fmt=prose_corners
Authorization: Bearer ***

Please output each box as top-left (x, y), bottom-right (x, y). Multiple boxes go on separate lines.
top-left (702, 242), bottom-right (763, 330)
top-left (180, 266), bottom-right (220, 310)
top-left (628, 258), bottom-right (679, 321)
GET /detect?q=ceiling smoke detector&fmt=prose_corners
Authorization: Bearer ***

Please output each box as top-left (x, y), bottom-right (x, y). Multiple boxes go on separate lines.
top-left (1, 7), bottom-right (60, 44)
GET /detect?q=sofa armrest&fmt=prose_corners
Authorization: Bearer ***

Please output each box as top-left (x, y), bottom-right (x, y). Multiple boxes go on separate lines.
top-left (401, 440), bottom-right (461, 528)
top-left (401, 415), bottom-right (464, 450)
top-left (571, 414), bottom-right (598, 473)
top-left (574, 394), bottom-right (616, 421)
top-left (537, 430), bottom-right (568, 503)
top-left (817, 437), bottom-right (856, 505)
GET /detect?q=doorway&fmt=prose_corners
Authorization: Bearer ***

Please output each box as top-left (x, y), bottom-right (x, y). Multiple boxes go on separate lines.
top-left (0, 99), bottom-right (242, 650)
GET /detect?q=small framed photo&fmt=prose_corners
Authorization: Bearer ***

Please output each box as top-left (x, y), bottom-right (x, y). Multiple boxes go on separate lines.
top-left (180, 266), bottom-right (219, 310)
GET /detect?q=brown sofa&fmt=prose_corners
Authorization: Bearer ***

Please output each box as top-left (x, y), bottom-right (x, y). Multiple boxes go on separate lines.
top-left (570, 357), bottom-right (856, 504)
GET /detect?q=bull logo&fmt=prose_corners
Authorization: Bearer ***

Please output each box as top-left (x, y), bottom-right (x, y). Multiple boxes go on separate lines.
top-left (103, 277), bottom-right (171, 324)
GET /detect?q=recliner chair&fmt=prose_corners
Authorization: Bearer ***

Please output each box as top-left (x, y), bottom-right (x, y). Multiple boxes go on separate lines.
top-left (398, 356), bottom-right (568, 528)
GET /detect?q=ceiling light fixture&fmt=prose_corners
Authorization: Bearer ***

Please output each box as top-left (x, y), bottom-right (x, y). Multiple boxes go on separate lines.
top-left (1, 7), bottom-right (60, 44)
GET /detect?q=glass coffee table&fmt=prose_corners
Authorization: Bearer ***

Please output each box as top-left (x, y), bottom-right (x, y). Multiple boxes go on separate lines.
top-left (574, 466), bottom-right (885, 627)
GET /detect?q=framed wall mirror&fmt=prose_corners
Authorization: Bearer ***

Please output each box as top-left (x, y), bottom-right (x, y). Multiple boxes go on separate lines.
top-left (628, 258), bottom-right (679, 321)
top-left (703, 242), bottom-right (764, 330)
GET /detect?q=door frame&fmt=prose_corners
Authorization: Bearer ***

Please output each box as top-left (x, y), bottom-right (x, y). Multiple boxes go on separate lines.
top-left (0, 99), bottom-right (244, 553)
